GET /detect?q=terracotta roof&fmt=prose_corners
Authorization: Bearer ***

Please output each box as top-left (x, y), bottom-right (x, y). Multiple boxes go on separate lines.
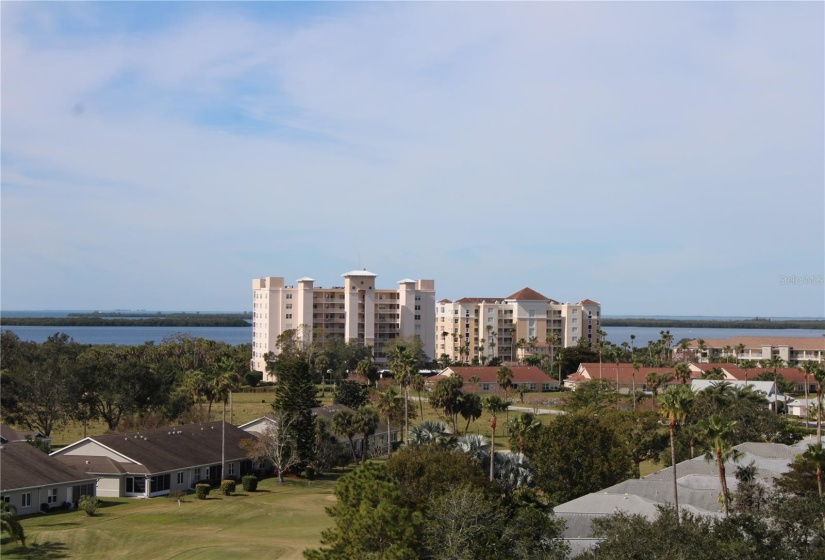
top-left (723, 366), bottom-right (810, 384)
top-left (438, 299), bottom-right (453, 304)
top-left (1, 442), bottom-right (97, 492)
top-left (579, 299), bottom-right (600, 305)
top-left (575, 363), bottom-right (687, 384)
top-left (684, 337), bottom-right (825, 351)
top-left (436, 366), bottom-right (552, 385)
top-left (56, 421), bottom-right (252, 475)
top-left (505, 288), bottom-right (554, 302)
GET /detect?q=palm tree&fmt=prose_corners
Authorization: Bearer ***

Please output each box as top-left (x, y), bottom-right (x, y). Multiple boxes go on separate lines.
top-left (212, 359), bottom-right (239, 481)
top-left (354, 406), bottom-right (380, 464)
top-left (411, 373), bottom-right (426, 422)
top-left (496, 452), bottom-right (536, 494)
top-left (468, 375), bottom-right (481, 393)
top-left (813, 363), bottom-right (825, 444)
top-left (483, 395), bottom-right (510, 482)
top-left (508, 412), bottom-right (541, 453)
top-left (459, 392), bottom-right (483, 435)
top-left (674, 362), bottom-right (692, 385)
top-left (740, 359), bottom-right (757, 387)
top-left (355, 357), bottom-right (379, 387)
top-left (332, 409), bottom-right (359, 463)
top-left (376, 387), bottom-right (404, 456)
top-left (408, 420), bottom-right (454, 447)
top-left (802, 361), bottom-right (823, 434)
top-left (762, 355), bottom-right (786, 414)
top-left (659, 385), bottom-right (695, 524)
top-left (387, 344), bottom-right (419, 443)
top-left (777, 379), bottom-right (796, 416)
top-left (631, 362), bottom-right (640, 410)
top-left (496, 366), bottom-right (514, 420)
top-left (735, 343), bottom-right (746, 364)
top-left (1, 502), bottom-right (25, 548)
top-left (807, 442), bottom-right (825, 498)
top-left (697, 414), bottom-right (741, 517)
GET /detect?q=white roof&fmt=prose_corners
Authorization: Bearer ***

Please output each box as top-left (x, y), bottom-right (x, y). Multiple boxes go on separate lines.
top-left (397, 278), bottom-right (416, 284)
top-left (342, 270), bottom-right (377, 277)
top-left (690, 379), bottom-right (776, 395)
top-left (296, 277), bottom-right (315, 282)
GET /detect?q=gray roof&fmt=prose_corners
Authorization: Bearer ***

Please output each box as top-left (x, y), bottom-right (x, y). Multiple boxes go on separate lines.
top-left (1, 442), bottom-right (97, 492)
top-left (54, 421), bottom-right (252, 475)
top-left (554, 440), bottom-right (803, 545)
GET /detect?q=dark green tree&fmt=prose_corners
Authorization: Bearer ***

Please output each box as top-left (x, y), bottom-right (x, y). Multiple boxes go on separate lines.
top-left (270, 350), bottom-right (320, 463)
top-left (524, 411), bottom-right (633, 504)
top-left (332, 380), bottom-right (370, 409)
top-left (303, 463), bottom-right (423, 560)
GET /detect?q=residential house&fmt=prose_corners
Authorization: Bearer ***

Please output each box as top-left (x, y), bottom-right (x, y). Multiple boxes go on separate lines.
top-left (1, 441), bottom-right (97, 514)
top-left (0, 424), bottom-right (52, 451)
top-left (564, 363), bottom-right (686, 392)
top-left (240, 405), bottom-right (401, 458)
top-left (51, 421), bottom-right (254, 498)
top-left (431, 366), bottom-right (559, 393)
top-left (554, 440), bottom-right (810, 556)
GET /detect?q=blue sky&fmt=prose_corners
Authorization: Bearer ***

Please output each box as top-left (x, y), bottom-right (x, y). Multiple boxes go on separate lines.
top-left (2, 2), bottom-right (823, 317)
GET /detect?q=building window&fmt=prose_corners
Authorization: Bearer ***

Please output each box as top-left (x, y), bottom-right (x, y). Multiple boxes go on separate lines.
top-left (286, 314), bottom-right (292, 319)
top-left (177, 472), bottom-right (184, 485)
top-left (572, 318), bottom-right (578, 324)
top-left (1, 496), bottom-right (9, 504)
top-left (286, 294), bottom-right (293, 299)
top-left (193, 468), bottom-right (201, 481)
top-left (151, 474), bottom-right (171, 493)
top-left (286, 304), bottom-right (292, 309)
top-left (572, 309), bottom-right (578, 314)
top-left (572, 336), bottom-right (578, 342)
top-left (228, 463), bottom-right (235, 476)
top-left (21, 493), bottom-right (31, 508)
top-left (572, 327), bottom-right (578, 333)
top-left (47, 488), bottom-right (58, 504)
top-left (415, 315), bottom-right (421, 320)
top-left (415, 305), bottom-right (421, 310)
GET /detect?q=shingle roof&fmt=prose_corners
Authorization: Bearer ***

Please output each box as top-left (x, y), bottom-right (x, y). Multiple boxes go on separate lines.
top-left (575, 363), bottom-right (687, 384)
top-left (59, 421), bottom-right (252, 474)
top-left (56, 455), bottom-right (145, 476)
top-left (1, 442), bottom-right (97, 492)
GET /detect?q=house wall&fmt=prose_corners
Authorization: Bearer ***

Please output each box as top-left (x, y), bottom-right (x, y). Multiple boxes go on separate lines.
top-left (96, 476), bottom-right (122, 498)
top-left (57, 440), bottom-right (133, 462)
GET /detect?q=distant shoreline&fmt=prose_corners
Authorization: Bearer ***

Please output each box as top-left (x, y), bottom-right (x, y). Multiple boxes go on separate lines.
top-left (0, 312), bottom-right (251, 328)
top-left (600, 318), bottom-right (825, 330)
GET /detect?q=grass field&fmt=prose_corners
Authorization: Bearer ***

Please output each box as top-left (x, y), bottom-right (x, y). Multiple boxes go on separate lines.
top-left (0, 476), bottom-right (338, 560)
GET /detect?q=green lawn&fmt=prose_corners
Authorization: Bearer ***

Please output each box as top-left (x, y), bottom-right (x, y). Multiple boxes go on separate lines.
top-left (1, 476), bottom-right (337, 560)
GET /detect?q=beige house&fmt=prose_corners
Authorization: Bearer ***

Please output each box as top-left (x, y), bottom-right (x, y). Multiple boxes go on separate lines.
top-left (252, 271), bottom-right (435, 377)
top-left (1, 441), bottom-right (97, 514)
top-left (51, 421), bottom-right (254, 498)
top-left (436, 288), bottom-right (600, 365)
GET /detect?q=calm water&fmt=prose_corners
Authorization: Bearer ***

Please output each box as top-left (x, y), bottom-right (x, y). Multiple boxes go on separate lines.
top-left (602, 326), bottom-right (825, 347)
top-left (2, 325), bottom-right (252, 346)
top-left (1, 324), bottom-right (822, 348)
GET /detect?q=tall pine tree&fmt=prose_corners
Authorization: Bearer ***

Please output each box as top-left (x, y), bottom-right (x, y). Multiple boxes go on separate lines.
top-left (270, 346), bottom-right (320, 465)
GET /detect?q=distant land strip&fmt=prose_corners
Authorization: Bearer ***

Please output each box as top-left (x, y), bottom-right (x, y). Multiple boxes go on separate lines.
top-left (600, 318), bottom-right (825, 330)
top-left (0, 313), bottom-right (251, 327)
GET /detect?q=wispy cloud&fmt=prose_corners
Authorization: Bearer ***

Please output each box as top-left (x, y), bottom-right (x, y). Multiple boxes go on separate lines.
top-left (1, 2), bottom-right (822, 315)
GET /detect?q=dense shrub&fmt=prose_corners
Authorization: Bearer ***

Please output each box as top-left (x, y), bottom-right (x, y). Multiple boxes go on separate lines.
top-left (78, 495), bottom-right (101, 516)
top-left (220, 479), bottom-right (236, 496)
top-left (242, 475), bottom-right (258, 492)
top-left (195, 484), bottom-right (211, 500)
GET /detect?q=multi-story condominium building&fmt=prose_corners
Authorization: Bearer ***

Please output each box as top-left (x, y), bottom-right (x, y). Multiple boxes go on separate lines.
top-left (251, 271), bottom-right (435, 375)
top-left (435, 287), bottom-right (600, 365)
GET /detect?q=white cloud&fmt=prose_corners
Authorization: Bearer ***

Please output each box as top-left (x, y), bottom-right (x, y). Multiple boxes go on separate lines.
top-left (1, 2), bottom-right (822, 314)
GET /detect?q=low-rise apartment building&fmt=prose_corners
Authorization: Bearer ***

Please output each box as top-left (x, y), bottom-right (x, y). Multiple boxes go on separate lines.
top-left (252, 271), bottom-right (435, 375)
top-left (682, 336), bottom-right (825, 366)
top-left (435, 288), bottom-right (600, 365)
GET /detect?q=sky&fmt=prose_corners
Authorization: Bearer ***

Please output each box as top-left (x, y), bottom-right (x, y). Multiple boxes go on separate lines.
top-left (1, 1), bottom-right (823, 317)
